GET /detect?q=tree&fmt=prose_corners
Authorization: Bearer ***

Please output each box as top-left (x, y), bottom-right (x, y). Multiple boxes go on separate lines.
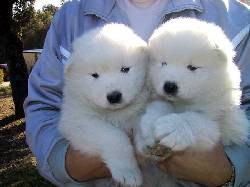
top-left (0, 0), bottom-right (35, 118)
top-left (22, 4), bottom-right (58, 49)
top-left (36, 4), bottom-right (58, 28)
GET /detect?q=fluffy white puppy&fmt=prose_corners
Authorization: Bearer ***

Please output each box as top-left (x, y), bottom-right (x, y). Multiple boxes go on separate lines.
top-left (59, 23), bottom-right (148, 186)
top-left (139, 18), bottom-right (249, 159)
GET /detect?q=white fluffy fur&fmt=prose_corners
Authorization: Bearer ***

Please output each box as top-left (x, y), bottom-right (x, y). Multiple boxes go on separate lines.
top-left (59, 19), bottom-right (249, 187)
top-left (135, 18), bottom-right (249, 187)
top-left (59, 23), bottom-right (148, 186)
top-left (138, 18), bottom-right (249, 157)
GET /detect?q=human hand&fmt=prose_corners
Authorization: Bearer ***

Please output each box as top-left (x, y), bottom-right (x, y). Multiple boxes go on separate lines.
top-left (65, 145), bottom-right (111, 182)
top-left (66, 137), bottom-right (142, 186)
top-left (157, 144), bottom-right (233, 187)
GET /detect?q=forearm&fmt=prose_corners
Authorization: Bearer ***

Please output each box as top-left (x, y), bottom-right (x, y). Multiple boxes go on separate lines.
top-left (225, 144), bottom-right (250, 187)
top-left (157, 144), bottom-right (233, 186)
top-left (25, 104), bottom-right (66, 185)
top-left (47, 140), bottom-right (111, 185)
top-left (231, 30), bottom-right (250, 186)
top-left (24, 18), bottom-right (68, 184)
top-left (65, 145), bottom-right (111, 182)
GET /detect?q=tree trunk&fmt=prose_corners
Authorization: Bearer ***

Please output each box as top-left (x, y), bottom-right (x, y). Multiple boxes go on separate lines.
top-left (6, 33), bottom-right (28, 119)
top-left (0, 2), bottom-right (28, 119)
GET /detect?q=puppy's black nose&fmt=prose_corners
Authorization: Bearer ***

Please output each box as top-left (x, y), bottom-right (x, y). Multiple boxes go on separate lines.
top-left (163, 81), bottom-right (178, 95)
top-left (107, 91), bottom-right (122, 104)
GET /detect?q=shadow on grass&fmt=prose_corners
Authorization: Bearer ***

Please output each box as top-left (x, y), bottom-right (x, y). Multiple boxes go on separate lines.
top-left (0, 165), bottom-right (55, 187)
top-left (0, 115), bottom-right (26, 164)
top-left (0, 89), bottom-right (54, 186)
top-left (0, 114), bottom-right (17, 127)
top-left (0, 86), bottom-right (12, 99)
top-left (0, 117), bottom-right (54, 186)
top-left (0, 115), bottom-right (25, 137)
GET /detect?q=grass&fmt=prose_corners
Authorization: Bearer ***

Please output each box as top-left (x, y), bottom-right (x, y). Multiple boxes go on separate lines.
top-left (0, 85), bottom-right (12, 98)
top-left (0, 69), bottom-right (4, 84)
top-left (0, 87), bottom-right (55, 187)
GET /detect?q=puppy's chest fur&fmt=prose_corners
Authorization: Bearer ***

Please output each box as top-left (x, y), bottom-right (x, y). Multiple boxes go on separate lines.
top-left (171, 102), bottom-right (200, 113)
top-left (171, 101), bottom-right (220, 118)
top-left (97, 109), bottom-right (143, 134)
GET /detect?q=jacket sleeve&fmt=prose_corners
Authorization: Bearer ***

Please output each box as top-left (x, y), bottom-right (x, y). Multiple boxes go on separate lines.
top-left (24, 11), bottom-right (71, 185)
top-left (225, 31), bottom-right (250, 187)
top-left (24, 5), bottom-right (98, 185)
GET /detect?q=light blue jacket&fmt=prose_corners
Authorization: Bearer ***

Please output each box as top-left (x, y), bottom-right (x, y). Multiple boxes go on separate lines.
top-left (24, 0), bottom-right (250, 186)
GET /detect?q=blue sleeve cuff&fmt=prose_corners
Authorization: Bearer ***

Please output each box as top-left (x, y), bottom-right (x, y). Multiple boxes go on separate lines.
top-left (48, 139), bottom-right (72, 184)
top-left (225, 144), bottom-right (250, 187)
top-left (48, 139), bottom-right (94, 186)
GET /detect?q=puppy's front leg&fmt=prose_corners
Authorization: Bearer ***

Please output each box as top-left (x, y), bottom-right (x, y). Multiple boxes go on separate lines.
top-left (61, 117), bottom-right (142, 186)
top-left (136, 100), bottom-right (173, 155)
top-left (154, 112), bottom-right (221, 152)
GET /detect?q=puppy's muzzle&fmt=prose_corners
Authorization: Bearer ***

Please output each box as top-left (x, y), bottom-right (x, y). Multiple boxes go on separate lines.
top-left (163, 81), bottom-right (178, 96)
top-left (107, 91), bottom-right (122, 104)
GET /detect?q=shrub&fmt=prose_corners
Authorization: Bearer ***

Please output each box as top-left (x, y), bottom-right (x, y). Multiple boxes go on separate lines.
top-left (0, 69), bottom-right (4, 84)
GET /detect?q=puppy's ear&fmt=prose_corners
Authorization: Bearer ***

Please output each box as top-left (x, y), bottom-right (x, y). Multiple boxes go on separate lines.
top-left (213, 43), bottom-right (235, 64)
top-left (214, 44), bottom-right (227, 62)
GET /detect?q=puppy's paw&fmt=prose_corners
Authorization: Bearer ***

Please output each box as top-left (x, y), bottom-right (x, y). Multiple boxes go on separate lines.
top-left (139, 100), bottom-right (173, 142)
top-left (110, 164), bottom-right (142, 187)
top-left (138, 117), bottom-right (156, 156)
top-left (134, 133), bottom-right (154, 157)
top-left (154, 114), bottom-right (195, 151)
top-left (140, 115), bottom-right (155, 141)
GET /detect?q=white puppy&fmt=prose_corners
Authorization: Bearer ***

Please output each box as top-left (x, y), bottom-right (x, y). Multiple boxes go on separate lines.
top-left (139, 18), bottom-right (249, 159)
top-left (59, 23), bottom-right (148, 186)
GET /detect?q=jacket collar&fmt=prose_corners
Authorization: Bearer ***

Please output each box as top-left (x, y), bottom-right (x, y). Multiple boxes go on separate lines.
top-left (83, 0), bottom-right (116, 21)
top-left (82, 0), bottom-right (204, 22)
top-left (165, 0), bottom-right (203, 14)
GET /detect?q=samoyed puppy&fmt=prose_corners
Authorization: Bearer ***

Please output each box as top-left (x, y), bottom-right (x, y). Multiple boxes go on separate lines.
top-left (139, 18), bottom-right (249, 162)
top-left (59, 23), bottom-right (148, 186)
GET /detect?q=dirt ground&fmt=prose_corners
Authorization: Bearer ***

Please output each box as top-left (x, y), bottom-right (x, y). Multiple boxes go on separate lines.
top-left (0, 86), bottom-right (54, 187)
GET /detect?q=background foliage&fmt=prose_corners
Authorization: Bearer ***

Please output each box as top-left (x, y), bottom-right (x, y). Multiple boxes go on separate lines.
top-left (22, 4), bottom-right (58, 49)
top-left (18, 0), bottom-right (250, 50)
top-left (9, 0), bottom-right (250, 50)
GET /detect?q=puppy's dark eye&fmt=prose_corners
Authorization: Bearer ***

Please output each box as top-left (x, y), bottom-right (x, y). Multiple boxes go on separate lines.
top-left (121, 66), bottom-right (130, 73)
top-left (187, 65), bottom-right (199, 71)
top-left (91, 73), bottom-right (99, 79)
top-left (162, 62), bottom-right (167, 66)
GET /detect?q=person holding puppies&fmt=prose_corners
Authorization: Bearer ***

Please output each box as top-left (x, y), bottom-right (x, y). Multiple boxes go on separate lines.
top-left (24, 0), bottom-right (250, 186)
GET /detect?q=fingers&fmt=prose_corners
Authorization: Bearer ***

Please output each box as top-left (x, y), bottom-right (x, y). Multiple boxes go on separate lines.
top-left (157, 157), bottom-right (181, 177)
top-left (155, 144), bottom-right (233, 186)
